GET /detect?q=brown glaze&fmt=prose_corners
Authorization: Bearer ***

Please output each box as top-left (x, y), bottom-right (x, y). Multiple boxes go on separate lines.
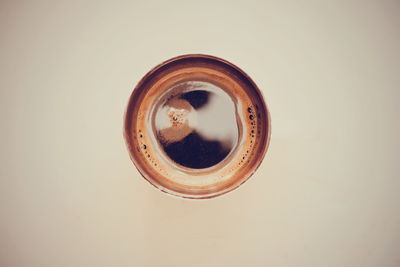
top-left (124, 54), bottom-right (271, 199)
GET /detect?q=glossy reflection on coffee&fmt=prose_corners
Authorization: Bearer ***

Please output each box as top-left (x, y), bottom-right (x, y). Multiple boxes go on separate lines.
top-left (153, 81), bottom-right (239, 169)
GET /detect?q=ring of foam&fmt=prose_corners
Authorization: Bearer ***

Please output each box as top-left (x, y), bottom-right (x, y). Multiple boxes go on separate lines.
top-left (124, 55), bottom-right (271, 199)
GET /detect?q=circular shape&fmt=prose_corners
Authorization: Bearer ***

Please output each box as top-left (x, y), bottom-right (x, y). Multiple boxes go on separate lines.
top-left (154, 81), bottom-right (238, 169)
top-left (124, 54), bottom-right (271, 199)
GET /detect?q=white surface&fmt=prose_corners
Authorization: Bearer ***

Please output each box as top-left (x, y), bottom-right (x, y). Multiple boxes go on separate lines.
top-left (1, 1), bottom-right (399, 267)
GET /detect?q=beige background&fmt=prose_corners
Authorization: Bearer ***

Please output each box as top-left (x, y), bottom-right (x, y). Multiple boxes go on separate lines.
top-left (1, 1), bottom-right (399, 266)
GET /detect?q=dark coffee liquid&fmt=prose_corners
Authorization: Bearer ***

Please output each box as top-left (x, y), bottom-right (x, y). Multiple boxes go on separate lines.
top-left (179, 90), bottom-right (210, 109)
top-left (161, 131), bottom-right (230, 169)
top-left (153, 81), bottom-right (239, 169)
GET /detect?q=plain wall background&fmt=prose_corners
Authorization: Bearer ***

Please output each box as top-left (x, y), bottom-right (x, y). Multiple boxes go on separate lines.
top-left (1, 1), bottom-right (399, 266)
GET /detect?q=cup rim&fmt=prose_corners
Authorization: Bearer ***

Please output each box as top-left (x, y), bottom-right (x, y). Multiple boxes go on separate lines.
top-left (124, 54), bottom-right (271, 199)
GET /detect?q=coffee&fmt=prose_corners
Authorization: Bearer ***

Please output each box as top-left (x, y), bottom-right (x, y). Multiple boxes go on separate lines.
top-left (124, 55), bottom-right (270, 199)
top-left (154, 81), bottom-right (238, 169)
